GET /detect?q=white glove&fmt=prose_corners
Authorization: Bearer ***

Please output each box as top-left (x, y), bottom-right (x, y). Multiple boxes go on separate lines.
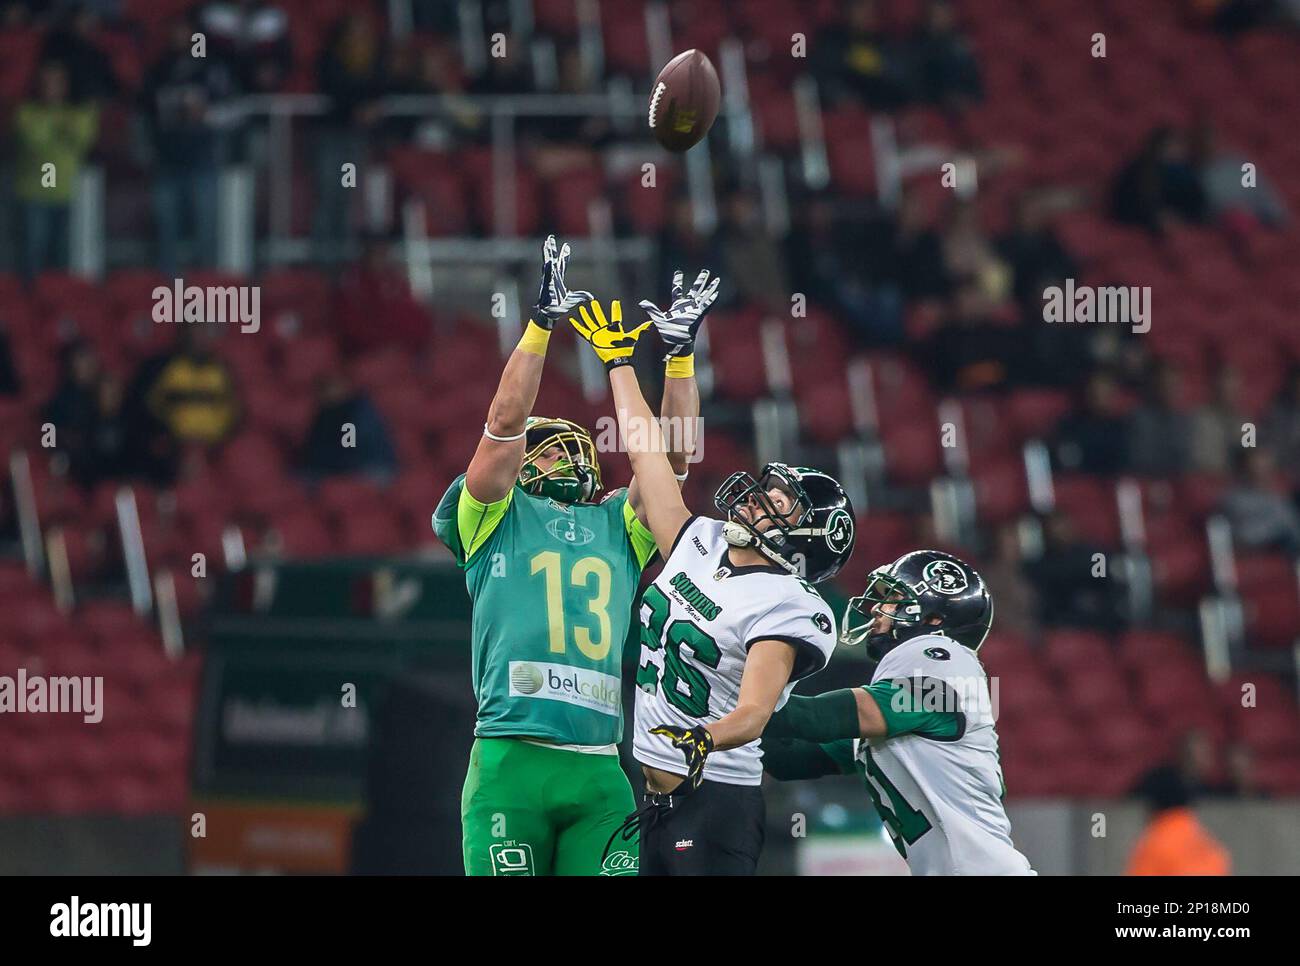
top-left (533, 234), bottom-right (593, 329)
top-left (639, 268), bottom-right (720, 358)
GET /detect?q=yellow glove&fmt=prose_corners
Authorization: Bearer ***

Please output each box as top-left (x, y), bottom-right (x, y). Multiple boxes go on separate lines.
top-left (569, 300), bottom-right (652, 371)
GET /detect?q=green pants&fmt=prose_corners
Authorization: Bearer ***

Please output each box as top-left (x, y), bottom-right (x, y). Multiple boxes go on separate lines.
top-left (461, 737), bottom-right (638, 876)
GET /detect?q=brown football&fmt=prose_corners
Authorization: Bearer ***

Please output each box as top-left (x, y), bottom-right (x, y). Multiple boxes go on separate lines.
top-left (649, 49), bottom-right (721, 152)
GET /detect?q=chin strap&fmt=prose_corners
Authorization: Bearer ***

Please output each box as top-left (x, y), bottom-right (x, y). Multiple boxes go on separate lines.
top-left (721, 521), bottom-right (752, 547)
top-left (722, 521), bottom-right (801, 576)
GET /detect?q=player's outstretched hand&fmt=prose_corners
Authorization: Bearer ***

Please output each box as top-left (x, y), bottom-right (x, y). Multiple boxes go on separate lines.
top-left (639, 268), bottom-right (720, 359)
top-left (533, 234), bottom-right (593, 329)
top-left (650, 724), bottom-right (715, 791)
top-left (569, 300), bottom-right (652, 371)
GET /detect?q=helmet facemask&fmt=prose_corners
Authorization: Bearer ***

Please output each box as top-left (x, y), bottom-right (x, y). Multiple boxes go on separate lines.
top-left (713, 466), bottom-right (811, 575)
top-left (842, 569), bottom-right (929, 656)
top-left (518, 417), bottom-right (602, 504)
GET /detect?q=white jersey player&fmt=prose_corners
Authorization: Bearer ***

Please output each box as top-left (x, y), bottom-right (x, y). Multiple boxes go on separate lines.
top-left (568, 289), bottom-right (858, 876)
top-left (632, 514), bottom-right (842, 786)
top-left (762, 550), bottom-right (1035, 875)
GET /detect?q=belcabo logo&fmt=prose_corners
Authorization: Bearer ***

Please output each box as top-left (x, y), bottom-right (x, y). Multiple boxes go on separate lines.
top-left (507, 661), bottom-right (621, 717)
top-left (0, 669), bottom-right (102, 723)
top-left (50, 896), bottom-right (151, 946)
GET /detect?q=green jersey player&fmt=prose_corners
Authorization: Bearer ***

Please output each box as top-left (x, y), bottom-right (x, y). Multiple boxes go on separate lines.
top-left (432, 237), bottom-right (716, 876)
top-left (762, 550), bottom-right (1034, 875)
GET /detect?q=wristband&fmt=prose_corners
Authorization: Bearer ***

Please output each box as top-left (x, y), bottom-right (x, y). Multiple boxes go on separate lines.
top-left (664, 353), bottom-right (695, 378)
top-left (674, 470), bottom-right (689, 482)
top-left (518, 320), bottom-right (552, 356)
top-left (483, 422), bottom-right (527, 442)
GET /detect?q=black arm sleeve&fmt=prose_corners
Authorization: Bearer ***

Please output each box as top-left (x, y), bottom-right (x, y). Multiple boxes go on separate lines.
top-left (763, 689), bottom-right (862, 743)
top-left (762, 738), bottom-right (850, 781)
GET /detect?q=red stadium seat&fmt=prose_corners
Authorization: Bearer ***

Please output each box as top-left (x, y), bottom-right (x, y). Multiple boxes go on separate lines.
top-left (1042, 629), bottom-right (1112, 673)
top-left (338, 506), bottom-right (406, 555)
top-left (1051, 474), bottom-right (1121, 548)
top-left (266, 508), bottom-right (334, 559)
top-left (1064, 665), bottom-right (1133, 716)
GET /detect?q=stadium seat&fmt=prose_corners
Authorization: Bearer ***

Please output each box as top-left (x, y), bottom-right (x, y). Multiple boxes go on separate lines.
top-left (1042, 629), bottom-right (1112, 673)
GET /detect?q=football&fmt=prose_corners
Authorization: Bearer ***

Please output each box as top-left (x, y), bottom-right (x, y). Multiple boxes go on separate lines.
top-left (648, 49), bottom-right (721, 152)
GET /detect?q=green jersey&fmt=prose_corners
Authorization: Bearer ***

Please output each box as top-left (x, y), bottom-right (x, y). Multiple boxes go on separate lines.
top-left (433, 475), bottom-right (657, 746)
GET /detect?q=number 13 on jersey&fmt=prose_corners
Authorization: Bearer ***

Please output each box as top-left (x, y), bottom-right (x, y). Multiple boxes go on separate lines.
top-left (530, 550), bottom-right (613, 661)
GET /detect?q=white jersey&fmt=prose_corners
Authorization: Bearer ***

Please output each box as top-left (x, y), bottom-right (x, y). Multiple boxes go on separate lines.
top-left (856, 633), bottom-right (1034, 875)
top-left (634, 516), bottom-right (838, 786)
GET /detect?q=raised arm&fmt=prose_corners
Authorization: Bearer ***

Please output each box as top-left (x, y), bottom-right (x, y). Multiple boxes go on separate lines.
top-left (626, 269), bottom-right (720, 519)
top-left (570, 300), bottom-right (691, 553)
top-left (465, 235), bottom-right (590, 503)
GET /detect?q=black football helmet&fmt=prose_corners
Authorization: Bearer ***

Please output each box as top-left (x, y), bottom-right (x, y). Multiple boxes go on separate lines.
top-left (841, 550), bottom-right (993, 660)
top-left (713, 462), bottom-right (856, 583)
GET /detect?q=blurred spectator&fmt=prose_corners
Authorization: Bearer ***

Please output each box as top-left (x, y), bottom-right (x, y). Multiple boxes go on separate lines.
top-left (199, 0), bottom-right (291, 94)
top-left (980, 523), bottom-right (1039, 637)
top-left (1219, 446), bottom-right (1300, 555)
top-left (1189, 366), bottom-right (1246, 474)
top-left (40, 4), bottom-right (118, 103)
top-left (13, 60), bottom-right (100, 279)
top-left (1176, 728), bottom-right (1230, 796)
top-left (787, 195), bottom-right (901, 345)
top-left (314, 13), bottom-right (388, 254)
top-left (334, 236), bottom-right (434, 355)
top-left (385, 39), bottom-right (481, 143)
top-left (530, 44), bottom-right (614, 154)
top-left (141, 17), bottom-right (238, 276)
top-left (1264, 367), bottom-right (1300, 470)
top-left (42, 341), bottom-right (128, 487)
top-left (1054, 373), bottom-right (1130, 474)
top-left (300, 373), bottom-right (398, 484)
top-left (812, 0), bottom-right (911, 109)
top-left (1168, 729), bottom-right (1261, 799)
top-left (145, 332), bottom-right (239, 445)
top-left (941, 200), bottom-right (1011, 303)
top-left (717, 189), bottom-right (789, 314)
top-left (123, 327), bottom-right (239, 484)
top-left (1127, 362), bottom-right (1193, 476)
top-left (1029, 511), bottom-right (1123, 630)
top-left (913, 283), bottom-right (1023, 392)
top-left (1224, 743), bottom-right (1262, 799)
top-left (906, 0), bottom-right (983, 110)
top-left (998, 192), bottom-right (1079, 311)
top-left (1126, 764), bottom-right (1230, 875)
top-left (1111, 126), bottom-right (1206, 233)
top-left (880, 188), bottom-right (951, 300)
top-left (42, 341), bottom-right (100, 480)
top-left (1190, 116), bottom-right (1289, 230)
top-left (87, 373), bottom-right (129, 484)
